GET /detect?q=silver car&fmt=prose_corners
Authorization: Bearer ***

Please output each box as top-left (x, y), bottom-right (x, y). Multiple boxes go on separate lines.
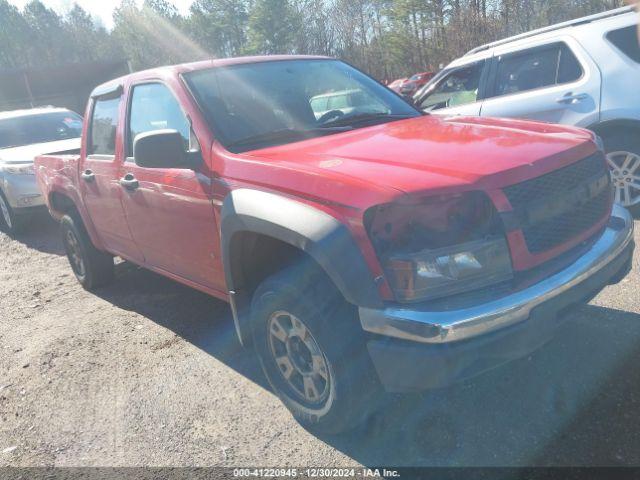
top-left (414, 6), bottom-right (640, 213)
top-left (0, 108), bottom-right (82, 234)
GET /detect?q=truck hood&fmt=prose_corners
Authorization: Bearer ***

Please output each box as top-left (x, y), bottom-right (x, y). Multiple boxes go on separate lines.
top-left (244, 115), bottom-right (597, 197)
top-left (0, 138), bottom-right (81, 164)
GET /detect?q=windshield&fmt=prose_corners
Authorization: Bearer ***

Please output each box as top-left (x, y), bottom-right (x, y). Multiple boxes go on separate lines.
top-left (183, 59), bottom-right (419, 152)
top-left (0, 111), bottom-right (83, 150)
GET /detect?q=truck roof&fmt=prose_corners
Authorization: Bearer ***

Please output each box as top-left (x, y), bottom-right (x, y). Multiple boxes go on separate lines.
top-left (91, 55), bottom-right (331, 98)
top-left (0, 107), bottom-right (71, 120)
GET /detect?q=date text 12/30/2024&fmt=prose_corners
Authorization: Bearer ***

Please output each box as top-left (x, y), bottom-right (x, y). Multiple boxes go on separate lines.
top-left (233, 468), bottom-right (401, 478)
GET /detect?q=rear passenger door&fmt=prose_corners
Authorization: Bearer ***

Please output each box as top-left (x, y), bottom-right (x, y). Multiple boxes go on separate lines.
top-left (481, 38), bottom-right (601, 127)
top-left (80, 90), bottom-right (143, 262)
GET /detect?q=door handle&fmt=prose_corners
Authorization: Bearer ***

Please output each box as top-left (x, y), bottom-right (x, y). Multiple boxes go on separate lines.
top-left (81, 169), bottom-right (95, 182)
top-left (556, 92), bottom-right (588, 104)
top-left (119, 174), bottom-right (139, 191)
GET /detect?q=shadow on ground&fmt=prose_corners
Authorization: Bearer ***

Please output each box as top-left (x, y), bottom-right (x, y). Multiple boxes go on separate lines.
top-left (13, 212), bottom-right (65, 256)
top-left (89, 261), bottom-right (640, 467)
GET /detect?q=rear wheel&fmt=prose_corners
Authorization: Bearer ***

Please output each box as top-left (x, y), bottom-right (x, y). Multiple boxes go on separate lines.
top-left (0, 191), bottom-right (28, 235)
top-left (61, 214), bottom-right (114, 290)
top-left (250, 260), bottom-right (383, 434)
top-left (603, 132), bottom-right (640, 216)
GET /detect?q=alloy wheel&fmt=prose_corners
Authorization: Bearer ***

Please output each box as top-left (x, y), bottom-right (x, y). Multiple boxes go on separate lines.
top-left (267, 310), bottom-right (330, 405)
top-left (607, 151), bottom-right (640, 207)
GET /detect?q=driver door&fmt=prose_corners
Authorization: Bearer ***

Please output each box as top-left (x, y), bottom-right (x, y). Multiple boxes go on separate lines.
top-left (415, 60), bottom-right (489, 117)
top-left (118, 81), bottom-right (223, 291)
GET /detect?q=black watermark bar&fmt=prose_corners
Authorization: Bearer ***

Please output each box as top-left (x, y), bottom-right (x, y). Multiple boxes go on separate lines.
top-left (2, 468), bottom-right (640, 480)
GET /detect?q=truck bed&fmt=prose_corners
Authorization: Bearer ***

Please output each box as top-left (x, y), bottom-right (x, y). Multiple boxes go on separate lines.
top-left (34, 153), bottom-right (82, 220)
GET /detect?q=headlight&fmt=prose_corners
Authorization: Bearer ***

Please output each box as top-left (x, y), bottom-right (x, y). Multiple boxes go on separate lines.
top-left (364, 192), bottom-right (513, 303)
top-left (1, 164), bottom-right (35, 175)
top-left (384, 237), bottom-right (513, 302)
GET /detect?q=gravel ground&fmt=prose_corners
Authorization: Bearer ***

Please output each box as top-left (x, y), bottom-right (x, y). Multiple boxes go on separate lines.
top-left (2, 215), bottom-right (640, 468)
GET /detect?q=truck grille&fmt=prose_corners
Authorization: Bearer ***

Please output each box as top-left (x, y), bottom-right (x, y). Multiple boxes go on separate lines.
top-left (503, 153), bottom-right (612, 254)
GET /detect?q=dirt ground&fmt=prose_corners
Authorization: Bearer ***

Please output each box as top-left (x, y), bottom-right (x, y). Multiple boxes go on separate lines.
top-left (3, 214), bottom-right (640, 467)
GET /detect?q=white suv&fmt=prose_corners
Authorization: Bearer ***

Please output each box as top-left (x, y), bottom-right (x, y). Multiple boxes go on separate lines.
top-left (414, 6), bottom-right (640, 212)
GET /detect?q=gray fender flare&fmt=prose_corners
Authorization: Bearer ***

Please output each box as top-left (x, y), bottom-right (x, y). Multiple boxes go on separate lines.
top-left (221, 189), bottom-right (382, 344)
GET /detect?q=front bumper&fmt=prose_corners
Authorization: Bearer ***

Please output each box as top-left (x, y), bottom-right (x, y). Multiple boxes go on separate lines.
top-left (2, 172), bottom-right (45, 211)
top-left (360, 204), bottom-right (634, 392)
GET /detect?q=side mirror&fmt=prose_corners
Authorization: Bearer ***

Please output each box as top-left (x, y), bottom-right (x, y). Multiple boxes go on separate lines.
top-left (133, 129), bottom-right (201, 170)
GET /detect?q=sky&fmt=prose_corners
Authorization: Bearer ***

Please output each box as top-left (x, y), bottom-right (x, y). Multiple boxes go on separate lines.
top-left (9, 0), bottom-right (195, 29)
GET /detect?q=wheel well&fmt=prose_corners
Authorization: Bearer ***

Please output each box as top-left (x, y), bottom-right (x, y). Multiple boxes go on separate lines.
top-left (49, 191), bottom-right (79, 217)
top-left (589, 120), bottom-right (640, 141)
top-left (228, 231), bottom-right (329, 345)
top-left (229, 231), bottom-right (308, 300)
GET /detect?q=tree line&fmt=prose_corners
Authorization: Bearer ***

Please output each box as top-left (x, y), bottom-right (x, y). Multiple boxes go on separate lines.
top-left (0, 0), bottom-right (627, 81)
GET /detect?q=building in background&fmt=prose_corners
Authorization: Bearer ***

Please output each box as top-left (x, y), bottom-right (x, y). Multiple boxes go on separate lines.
top-left (0, 60), bottom-right (130, 114)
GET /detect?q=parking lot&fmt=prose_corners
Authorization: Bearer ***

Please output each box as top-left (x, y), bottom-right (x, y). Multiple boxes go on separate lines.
top-left (0, 214), bottom-right (640, 467)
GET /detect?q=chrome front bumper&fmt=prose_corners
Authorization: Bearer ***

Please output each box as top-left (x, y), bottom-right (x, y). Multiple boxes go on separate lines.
top-left (360, 204), bottom-right (634, 345)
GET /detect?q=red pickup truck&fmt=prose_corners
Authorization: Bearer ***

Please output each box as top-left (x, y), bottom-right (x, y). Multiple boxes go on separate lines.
top-left (398, 71), bottom-right (436, 97)
top-left (35, 55), bottom-right (634, 433)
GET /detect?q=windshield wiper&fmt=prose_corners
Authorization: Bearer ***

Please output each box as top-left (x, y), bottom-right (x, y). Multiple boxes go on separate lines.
top-left (319, 112), bottom-right (414, 128)
top-left (227, 126), bottom-right (352, 150)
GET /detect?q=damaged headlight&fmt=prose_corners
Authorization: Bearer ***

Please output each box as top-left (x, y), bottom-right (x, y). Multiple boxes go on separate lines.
top-left (365, 192), bottom-right (513, 303)
top-left (385, 237), bottom-right (513, 302)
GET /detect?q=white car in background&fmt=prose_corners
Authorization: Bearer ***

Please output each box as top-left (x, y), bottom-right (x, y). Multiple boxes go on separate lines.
top-left (414, 6), bottom-right (640, 213)
top-left (0, 107), bottom-right (82, 234)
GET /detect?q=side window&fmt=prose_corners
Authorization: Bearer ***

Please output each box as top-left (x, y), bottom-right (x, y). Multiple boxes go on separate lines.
top-left (328, 94), bottom-right (349, 110)
top-left (128, 83), bottom-right (190, 158)
top-left (607, 26), bottom-right (640, 64)
top-left (557, 44), bottom-right (583, 83)
top-left (493, 43), bottom-right (582, 97)
top-left (351, 90), bottom-right (376, 108)
top-left (418, 61), bottom-right (484, 111)
top-left (90, 97), bottom-right (120, 155)
top-left (310, 97), bottom-right (328, 115)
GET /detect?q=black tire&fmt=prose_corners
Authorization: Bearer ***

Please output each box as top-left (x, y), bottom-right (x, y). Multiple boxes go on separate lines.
top-left (61, 214), bottom-right (114, 290)
top-left (0, 190), bottom-right (28, 235)
top-left (602, 131), bottom-right (640, 217)
top-left (250, 259), bottom-right (383, 435)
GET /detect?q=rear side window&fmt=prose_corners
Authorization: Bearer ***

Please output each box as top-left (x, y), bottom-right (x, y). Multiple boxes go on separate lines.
top-left (90, 97), bottom-right (120, 155)
top-left (607, 26), bottom-right (640, 64)
top-left (493, 43), bottom-right (583, 97)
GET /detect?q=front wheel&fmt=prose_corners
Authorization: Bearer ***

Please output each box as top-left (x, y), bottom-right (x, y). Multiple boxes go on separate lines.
top-left (0, 191), bottom-right (28, 235)
top-left (250, 261), bottom-right (383, 434)
top-left (61, 214), bottom-right (114, 290)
